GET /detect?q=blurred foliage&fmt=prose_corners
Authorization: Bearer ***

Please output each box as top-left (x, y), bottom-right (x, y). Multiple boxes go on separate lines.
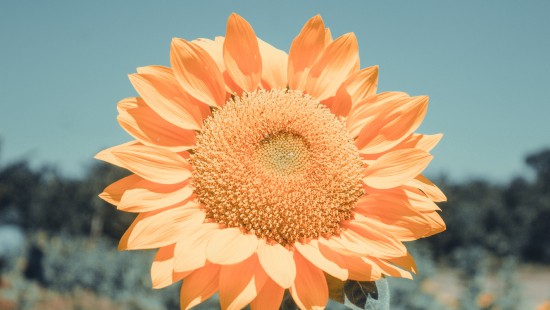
top-left (2, 147), bottom-right (550, 263)
top-left (0, 160), bottom-right (132, 240)
top-left (0, 234), bottom-right (179, 310)
top-left (424, 147), bottom-right (550, 263)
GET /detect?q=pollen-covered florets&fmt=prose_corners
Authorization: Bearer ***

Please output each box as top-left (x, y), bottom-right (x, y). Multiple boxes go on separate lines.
top-left (191, 89), bottom-right (364, 245)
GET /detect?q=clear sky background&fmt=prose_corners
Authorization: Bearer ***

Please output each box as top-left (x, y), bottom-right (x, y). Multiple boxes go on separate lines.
top-left (1, 1), bottom-right (549, 182)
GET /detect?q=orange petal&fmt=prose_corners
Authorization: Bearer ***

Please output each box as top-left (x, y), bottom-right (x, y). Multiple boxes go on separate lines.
top-left (346, 91), bottom-right (408, 137)
top-left (305, 33), bottom-right (360, 101)
top-left (293, 240), bottom-right (348, 281)
top-left (219, 254), bottom-right (267, 310)
top-left (117, 97), bottom-right (196, 152)
top-left (340, 254), bottom-right (382, 281)
top-left (408, 174), bottom-right (447, 202)
top-left (250, 276), bottom-right (284, 310)
top-left (336, 219), bottom-right (407, 258)
top-left (402, 186), bottom-right (441, 211)
top-left (315, 246), bottom-right (382, 281)
top-left (118, 181), bottom-right (193, 213)
top-left (421, 211), bottom-right (446, 236)
top-left (367, 257), bottom-right (412, 280)
top-left (180, 263), bottom-right (221, 310)
top-left (109, 144), bottom-right (191, 184)
top-left (151, 245), bottom-right (174, 288)
top-left (119, 203), bottom-right (205, 250)
top-left (99, 174), bottom-right (141, 206)
top-left (171, 38), bottom-right (226, 107)
top-left (257, 239), bottom-right (295, 289)
top-left (223, 13), bottom-right (262, 92)
top-left (355, 96), bottom-right (429, 154)
top-left (363, 149), bottom-right (433, 189)
top-left (95, 140), bottom-right (139, 168)
top-left (397, 133), bottom-right (443, 153)
top-left (354, 194), bottom-right (437, 241)
top-left (192, 37), bottom-right (240, 95)
top-left (100, 174), bottom-right (188, 210)
top-left (173, 223), bottom-right (219, 272)
top-left (288, 15), bottom-right (327, 91)
top-left (138, 66), bottom-right (212, 120)
top-left (325, 28), bottom-right (333, 44)
top-left (206, 228), bottom-right (258, 265)
top-left (128, 73), bottom-right (203, 130)
top-left (290, 250), bottom-right (328, 309)
top-left (258, 38), bottom-right (288, 90)
top-left (387, 252), bottom-right (417, 274)
top-left (329, 66), bottom-right (378, 117)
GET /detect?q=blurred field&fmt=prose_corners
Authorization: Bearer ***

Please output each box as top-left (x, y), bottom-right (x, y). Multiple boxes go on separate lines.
top-left (1, 148), bottom-right (550, 309)
top-left (423, 265), bottom-right (550, 309)
top-left (1, 235), bottom-right (549, 309)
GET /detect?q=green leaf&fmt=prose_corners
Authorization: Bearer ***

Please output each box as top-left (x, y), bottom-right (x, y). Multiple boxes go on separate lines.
top-left (344, 280), bottom-right (378, 306)
top-left (344, 279), bottom-right (390, 310)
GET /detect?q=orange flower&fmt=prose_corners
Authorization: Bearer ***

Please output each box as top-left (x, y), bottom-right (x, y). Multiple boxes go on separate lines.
top-left (97, 13), bottom-right (446, 310)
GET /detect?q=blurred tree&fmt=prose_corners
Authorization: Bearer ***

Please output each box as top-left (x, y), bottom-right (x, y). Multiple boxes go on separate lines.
top-left (526, 148), bottom-right (550, 191)
top-left (522, 149), bottom-right (550, 262)
top-left (81, 162), bottom-right (132, 240)
top-left (0, 160), bottom-right (43, 228)
top-left (0, 156), bottom-right (131, 240)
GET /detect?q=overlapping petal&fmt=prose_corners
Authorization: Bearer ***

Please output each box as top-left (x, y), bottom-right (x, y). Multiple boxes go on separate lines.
top-left (288, 15), bottom-right (329, 91)
top-left (219, 254), bottom-right (267, 310)
top-left (304, 32), bottom-right (360, 101)
top-left (151, 245), bottom-right (191, 289)
top-left (101, 144), bottom-right (192, 185)
top-left (180, 263), bottom-right (221, 310)
top-left (363, 148), bottom-right (433, 189)
top-left (119, 202), bottom-right (205, 250)
top-left (173, 223), bottom-right (219, 272)
top-left (250, 276), bottom-right (284, 310)
top-left (171, 38), bottom-right (227, 107)
top-left (354, 95), bottom-right (429, 154)
top-left (257, 239), bottom-right (296, 288)
top-left (117, 97), bottom-right (197, 151)
top-left (294, 240), bottom-right (348, 281)
top-left (206, 228), bottom-right (258, 265)
top-left (128, 70), bottom-right (204, 131)
top-left (258, 38), bottom-right (288, 90)
top-left (327, 66), bottom-right (378, 117)
top-left (290, 251), bottom-right (329, 309)
top-left (408, 174), bottom-right (447, 202)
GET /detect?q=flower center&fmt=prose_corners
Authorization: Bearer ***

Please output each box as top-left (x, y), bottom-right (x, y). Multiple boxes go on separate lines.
top-left (257, 132), bottom-right (308, 175)
top-left (191, 90), bottom-right (364, 246)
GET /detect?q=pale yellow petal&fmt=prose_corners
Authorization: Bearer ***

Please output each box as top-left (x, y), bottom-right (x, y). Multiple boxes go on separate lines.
top-left (257, 239), bottom-right (295, 288)
top-left (363, 149), bottom-right (433, 189)
top-left (206, 228), bottom-right (258, 265)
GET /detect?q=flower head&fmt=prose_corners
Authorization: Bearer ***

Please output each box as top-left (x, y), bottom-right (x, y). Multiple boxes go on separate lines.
top-left (97, 13), bottom-right (446, 310)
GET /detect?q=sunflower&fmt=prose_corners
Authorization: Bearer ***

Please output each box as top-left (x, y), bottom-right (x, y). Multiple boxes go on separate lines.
top-left (96, 13), bottom-right (446, 310)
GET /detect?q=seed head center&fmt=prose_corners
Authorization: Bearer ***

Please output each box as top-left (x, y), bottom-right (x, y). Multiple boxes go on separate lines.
top-left (257, 132), bottom-right (308, 175)
top-left (191, 89), bottom-right (364, 246)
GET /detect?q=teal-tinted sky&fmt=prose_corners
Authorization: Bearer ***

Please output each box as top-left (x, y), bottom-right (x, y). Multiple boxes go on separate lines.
top-left (1, 1), bottom-right (549, 181)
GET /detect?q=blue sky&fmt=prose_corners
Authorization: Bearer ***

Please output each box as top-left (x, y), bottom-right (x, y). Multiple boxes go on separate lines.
top-left (1, 1), bottom-right (549, 181)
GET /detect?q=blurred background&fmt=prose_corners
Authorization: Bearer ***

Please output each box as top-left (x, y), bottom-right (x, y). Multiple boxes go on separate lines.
top-left (1, 1), bottom-right (549, 309)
